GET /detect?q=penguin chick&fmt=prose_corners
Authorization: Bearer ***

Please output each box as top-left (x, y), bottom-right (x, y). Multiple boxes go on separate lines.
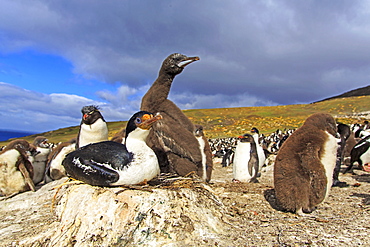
top-left (141, 53), bottom-right (204, 178)
top-left (233, 134), bottom-right (259, 183)
top-left (194, 125), bottom-right (213, 182)
top-left (0, 139), bottom-right (38, 196)
top-left (76, 105), bottom-right (108, 149)
top-left (273, 113), bottom-right (338, 215)
top-left (251, 127), bottom-right (266, 171)
top-left (62, 111), bottom-right (162, 186)
top-left (45, 139), bottom-right (76, 181)
top-left (332, 123), bottom-right (350, 187)
top-left (32, 136), bottom-right (51, 185)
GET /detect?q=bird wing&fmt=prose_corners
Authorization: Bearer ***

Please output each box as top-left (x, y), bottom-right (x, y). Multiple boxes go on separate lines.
top-left (62, 141), bottom-right (133, 186)
top-left (18, 161), bottom-right (35, 192)
top-left (152, 122), bottom-right (202, 164)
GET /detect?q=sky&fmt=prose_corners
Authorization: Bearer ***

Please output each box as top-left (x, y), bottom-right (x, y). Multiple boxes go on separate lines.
top-left (1, 0), bottom-right (370, 133)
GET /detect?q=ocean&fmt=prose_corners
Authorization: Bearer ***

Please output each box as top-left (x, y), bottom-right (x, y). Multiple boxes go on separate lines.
top-left (0, 130), bottom-right (38, 142)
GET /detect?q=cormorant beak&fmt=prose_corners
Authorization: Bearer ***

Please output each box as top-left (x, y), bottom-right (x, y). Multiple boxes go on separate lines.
top-left (138, 113), bottom-right (163, 130)
top-left (178, 56), bottom-right (200, 68)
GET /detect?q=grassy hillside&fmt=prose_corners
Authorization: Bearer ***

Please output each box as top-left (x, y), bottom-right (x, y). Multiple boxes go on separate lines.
top-left (1, 95), bottom-right (369, 145)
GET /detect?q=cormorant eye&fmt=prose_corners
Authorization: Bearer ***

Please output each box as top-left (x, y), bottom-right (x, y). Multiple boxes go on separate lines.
top-left (135, 117), bottom-right (142, 124)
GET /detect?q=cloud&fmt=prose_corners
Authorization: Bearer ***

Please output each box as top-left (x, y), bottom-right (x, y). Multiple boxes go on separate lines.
top-left (1, 0), bottom-right (370, 132)
top-left (170, 91), bottom-right (277, 110)
top-left (0, 82), bottom-right (137, 132)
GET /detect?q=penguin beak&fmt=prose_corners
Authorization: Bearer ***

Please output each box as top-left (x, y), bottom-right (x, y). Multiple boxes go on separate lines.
top-left (138, 113), bottom-right (163, 130)
top-left (178, 56), bottom-right (200, 67)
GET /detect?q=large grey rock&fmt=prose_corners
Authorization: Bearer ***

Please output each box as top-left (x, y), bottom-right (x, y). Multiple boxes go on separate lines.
top-left (1, 177), bottom-right (233, 246)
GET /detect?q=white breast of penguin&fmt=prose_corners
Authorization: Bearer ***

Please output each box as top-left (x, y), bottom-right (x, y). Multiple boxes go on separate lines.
top-left (0, 149), bottom-right (28, 195)
top-left (79, 118), bottom-right (108, 148)
top-left (321, 131), bottom-right (339, 199)
top-left (111, 135), bottom-right (160, 186)
top-left (196, 136), bottom-right (207, 181)
top-left (233, 141), bottom-right (254, 182)
top-left (358, 139), bottom-right (370, 164)
top-left (49, 144), bottom-right (75, 180)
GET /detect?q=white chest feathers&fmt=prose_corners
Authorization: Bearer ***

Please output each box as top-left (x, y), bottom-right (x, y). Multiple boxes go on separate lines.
top-left (322, 131), bottom-right (338, 199)
top-left (0, 149), bottom-right (28, 196)
top-left (252, 133), bottom-right (266, 169)
top-left (358, 138), bottom-right (370, 164)
top-left (49, 144), bottom-right (75, 180)
top-left (111, 137), bottom-right (160, 186)
top-left (233, 141), bottom-right (255, 182)
top-left (79, 118), bottom-right (108, 148)
top-left (196, 136), bottom-right (207, 181)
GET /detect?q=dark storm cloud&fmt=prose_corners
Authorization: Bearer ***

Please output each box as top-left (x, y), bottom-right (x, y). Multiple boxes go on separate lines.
top-left (1, 0), bottom-right (370, 108)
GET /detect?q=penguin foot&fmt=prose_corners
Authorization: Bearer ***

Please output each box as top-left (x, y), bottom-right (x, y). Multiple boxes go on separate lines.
top-left (332, 180), bottom-right (349, 187)
top-left (135, 179), bottom-right (148, 186)
top-left (296, 207), bottom-right (317, 217)
top-left (232, 179), bottom-right (241, 183)
top-left (363, 164), bottom-right (370, 172)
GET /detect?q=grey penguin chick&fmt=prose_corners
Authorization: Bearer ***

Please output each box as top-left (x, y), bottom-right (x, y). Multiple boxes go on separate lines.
top-left (0, 139), bottom-right (38, 196)
top-left (32, 136), bottom-right (51, 185)
top-left (273, 113), bottom-right (338, 215)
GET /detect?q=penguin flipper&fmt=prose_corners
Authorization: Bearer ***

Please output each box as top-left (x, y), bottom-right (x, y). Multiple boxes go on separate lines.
top-left (18, 162), bottom-right (36, 192)
top-left (62, 156), bottom-right (119, 186)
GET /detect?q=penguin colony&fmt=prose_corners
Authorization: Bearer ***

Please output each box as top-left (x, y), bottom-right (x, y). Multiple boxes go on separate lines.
top-left (1, 53), bottom-right (370, 217)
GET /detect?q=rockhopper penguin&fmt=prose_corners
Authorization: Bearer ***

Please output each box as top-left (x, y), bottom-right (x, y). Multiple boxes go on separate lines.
top-left (76, 105), bottom-right (108, 149)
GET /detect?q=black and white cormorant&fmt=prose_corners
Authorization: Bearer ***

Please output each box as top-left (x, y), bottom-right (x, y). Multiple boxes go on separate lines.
top-left (62, 111), bottom-right (162, 186)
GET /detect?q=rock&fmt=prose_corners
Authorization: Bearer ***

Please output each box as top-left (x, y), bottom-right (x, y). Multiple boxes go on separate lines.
top-left (10, 177), bottom-right (236, 246)
top-left (2, 160), bottom-right (370, 246)
top-left (0, 179), bottom-right (66, 246)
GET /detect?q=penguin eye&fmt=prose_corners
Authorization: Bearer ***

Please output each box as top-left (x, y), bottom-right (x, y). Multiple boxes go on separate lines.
top-left (135, 117), bottom-right (142, 124)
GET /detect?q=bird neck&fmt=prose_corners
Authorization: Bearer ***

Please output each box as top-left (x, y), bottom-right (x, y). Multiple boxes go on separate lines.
top-left (125, 128), bottom-right (150, 149)
top-left (144, 73), bottom-right (174, 107)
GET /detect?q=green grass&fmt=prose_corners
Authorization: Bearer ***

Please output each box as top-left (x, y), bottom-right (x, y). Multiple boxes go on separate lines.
top-left (1, 95), bottom-right (369, 145)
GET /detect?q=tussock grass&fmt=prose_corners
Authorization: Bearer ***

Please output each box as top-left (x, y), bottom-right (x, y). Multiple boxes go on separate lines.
top-left (1, 96), bottom-right (369, 145)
